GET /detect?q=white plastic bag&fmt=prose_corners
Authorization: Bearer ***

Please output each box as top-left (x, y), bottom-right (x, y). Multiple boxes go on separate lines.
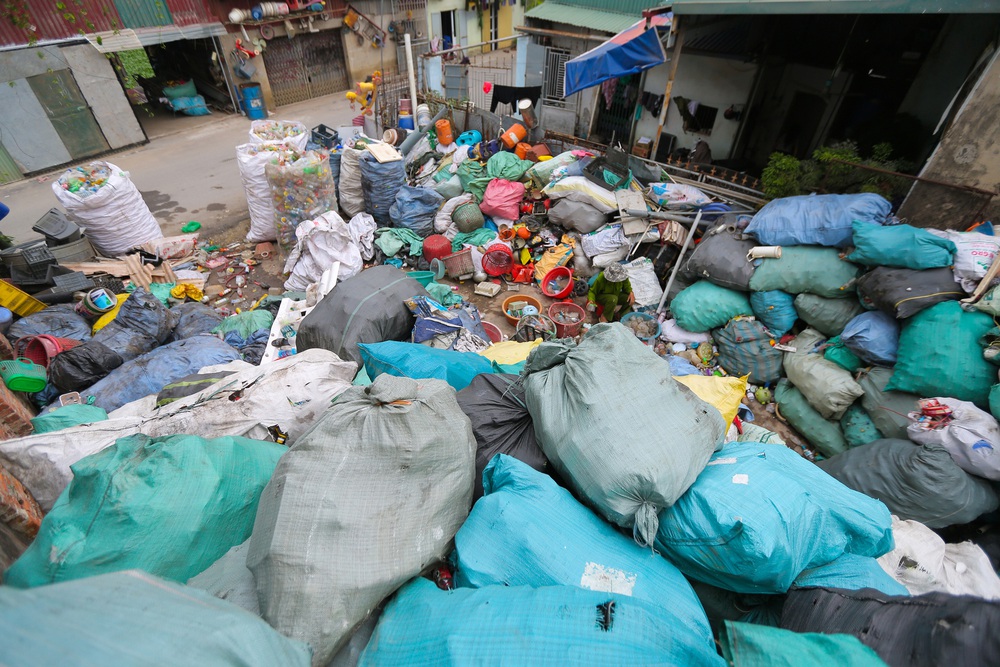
top-left (348, 212), bottom-right (377, 261)
top-left (580, 225), bottom-right (627, 258)
top-left (928, 229), bottom-right (1000, 292)
top-left (237, 143), bottom-right (279, 242)
top-left (249, 119), bottom-right (308, 150)
top-left (648, 182), bottom-right (712, 208)
top-left (877, 516), bottom-right (1000, 599)
top-left (907, 397), bottom-right (1000, 480)
top-left (625, 257), bottom-right (663, 308)
top-left (52, 161), bottom-right (162, 257)
top-left (542, 176), bottom-right (618, 213)
top-left (283, 211), bottom-right (364, 291)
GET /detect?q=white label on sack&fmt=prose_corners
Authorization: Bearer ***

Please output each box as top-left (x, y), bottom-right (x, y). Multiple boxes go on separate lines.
top-left (732, 474), bottom-right (749, 485)
top-left (581, 563), bottom-right (637, 596)
top-left (707, 457), bottom-right (738, 466)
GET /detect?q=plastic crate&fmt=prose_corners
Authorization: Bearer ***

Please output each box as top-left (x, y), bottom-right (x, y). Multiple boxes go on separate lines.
top-left (21, 244), bottom-right (56, 278)
top-left (441, 248), bottom-right (475, 279)
top-left (0, 280), bottom-right (45, 317)
top-left (32, 208), bottom-right (80, 245)
top-left (311, 124), bottom-right (339, 149)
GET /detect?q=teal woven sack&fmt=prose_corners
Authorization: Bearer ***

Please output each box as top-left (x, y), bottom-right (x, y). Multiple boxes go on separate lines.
top-left (824, 336), bottom-right (862, 372)
top-left (671, 280), bottom-right (753, 333)
top-left (840, 404), bottom-right (884, 447)
top-left (793, 553), bottom-right (908, 596)
top-left (359, 341), bottom-right (495, 391)
top-left (360, 579), bottom-right (726, 666)
top-left (749, 247), bottom-right (860, 297)
top-left (774, 379), bottom-right (848, 457)
top-left (30, 404), bottom-right (108, 434)
top-left (720, 621), bottom-right (887, 667)
top-left (750, 290), bottom-right (797, 336)
top-left (713, 318), bottom-right (784, 384)
top-left (794, 293), bottom-right (866, 337)
top-left (655, 441), bottom-right (893, 594)
top-left (887, 301), bottom-right (995, 408)
top-left (5, 433), bottom-right (284, 588)
top-left (847, 220), bottom-right (956, 269)
top-left (486, 151), bottom-right (532, 181)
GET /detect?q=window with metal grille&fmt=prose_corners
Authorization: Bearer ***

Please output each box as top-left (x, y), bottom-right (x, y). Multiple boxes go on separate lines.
top-left (543, 47), bottom-right (570, 105)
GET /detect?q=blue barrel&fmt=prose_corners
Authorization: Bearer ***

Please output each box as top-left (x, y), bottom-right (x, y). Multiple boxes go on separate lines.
top-left (398, 115), bottom-right (415, 130)
top-left (240, 83), bottom-right (266, 120)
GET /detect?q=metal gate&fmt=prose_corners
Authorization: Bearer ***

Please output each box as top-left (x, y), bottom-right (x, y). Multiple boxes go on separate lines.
top-left (262, 30), bottom-right (350, 107)
top-left (591, 73), bottom-right (638, 146)
top-left (27, 70), bottom-right (109, 160)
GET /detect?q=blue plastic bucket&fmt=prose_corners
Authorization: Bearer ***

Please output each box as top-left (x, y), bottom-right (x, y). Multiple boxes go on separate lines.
top-left (398, 115), bottom-right (415, 130)
top-left (240, 83), bottom-right (266, 120)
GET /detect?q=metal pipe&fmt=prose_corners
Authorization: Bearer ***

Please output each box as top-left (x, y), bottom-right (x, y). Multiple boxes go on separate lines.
top-left (514, 25), bottom-right (607, 42)
top-left (825, 157), bottom-right (996, 195)
top-left (403, 33), bottom-right (419, 127)
top-left (657, 208), bottom-right (702, 314)
top-left (399, 105), bottom-right (448, 156)
top-left (421, 35), bottom-right (520, 58)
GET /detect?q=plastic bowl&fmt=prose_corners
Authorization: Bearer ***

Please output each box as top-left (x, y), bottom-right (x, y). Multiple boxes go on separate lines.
top-left (541, 266), bottom-right (574, 300)
top-left (502, 294), bottom-right (542, 326)
top-left (408, 270), bottom-right (435, 287)
top-left (621, 312), bottom-right (661, 342)
top-left (481, 321), bottom-right (503, 343)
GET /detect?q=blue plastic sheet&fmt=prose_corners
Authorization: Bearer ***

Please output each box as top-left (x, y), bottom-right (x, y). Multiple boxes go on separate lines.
top-left (744, 193), bottom-right (891, 247)
top-left (454, 455), bottom-right (716, 649)
top-left (793, 553), bottom-right (909, 596)
top-left (656, 442), bottom-right (894, 594)
top-left (564, 15), bottom-right (671, 97)
top-left (359, 341), bottom-right (494, 391)
top-left (389, 186), bottom-right (443, 237)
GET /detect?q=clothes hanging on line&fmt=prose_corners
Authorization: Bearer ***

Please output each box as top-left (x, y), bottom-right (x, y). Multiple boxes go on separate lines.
top-left (641, 92), bottom-right (664, 117)
top-left (490, 85), bottom-right (542, 114)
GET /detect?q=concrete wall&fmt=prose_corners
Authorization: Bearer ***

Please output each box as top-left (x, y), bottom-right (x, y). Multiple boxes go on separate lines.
top-left (901, 49), bottom-right (1000, 229)
top-left (426, 0), bottom-right (478, 48)
top-left (635, 53), bottom-right (757, 159)
top-left (218, 32), bottom-right (276, 111)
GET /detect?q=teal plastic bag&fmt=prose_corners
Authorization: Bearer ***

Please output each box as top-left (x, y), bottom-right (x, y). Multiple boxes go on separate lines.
top-left (887, 301), bottom-right (995, 408)
top-left (486, 151), bottom-right (532, 181)
top-left (750, 290), bottom-right (797, 336)
top-left (991, 384), bottom-right (1000, 421)
top-left (5, 433), bottom-right (284, 588)
top-left (720, 621), bottom-right (887, 667)
top-left (749, 247), bottom-right (860, 298)
top-left (824, 336), bottom-right (862, 372)
top-left (359, 341), bottom-right (495, 391)
top-left (774, 379), bottom-right (848, 457)
top-left (360, 579), bottom-right (726, 666)
top-left (671, 280), bottom-right (753, 333)
top-left (793, 553), bottom-right (908, 596)
top-left (30, 404), bottom-right (108, 434)
top-left (655, 441), bottom-right (893, 594)
top-left (0, 571), bottom-right (311, 667)
top-left (847, 220), bottom-right (956, 269)
top-left (212, 309), bottom-right (274, 339)
top-left (454, 455), bottom-right (715, 648)
top-left (840, 403), bottom-right (883, 447)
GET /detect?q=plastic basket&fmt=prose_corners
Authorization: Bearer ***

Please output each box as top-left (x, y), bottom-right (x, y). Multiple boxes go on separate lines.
top-left (441, 248), bottom-right (475, 279)
top-left (20, 335), bottom-right (81, 368)
top-left (482, 244), bottom-right (514, 277)
top-left (452, 202), bottom-right (485, 233)
top-left (541, 266), bottom-right (574, 299)
top-left (514, 314), bottom-right (557, 343)
top-left (0, 358), bottom-right (47, 393)
top-left (502, 294), bottom-right (542, 326)
top-left (0, 280), bottom-right (46, 317)
top-left (548, 302), bottom-right (585, 338)
top-left (311, 124), bottom-right (339, 149)
top-left (621, 312), bottom-right (661, 343)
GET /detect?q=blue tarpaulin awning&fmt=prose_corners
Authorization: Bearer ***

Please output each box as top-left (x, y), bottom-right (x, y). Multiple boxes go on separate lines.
top-left (563, 14), bottom-right (672, 98)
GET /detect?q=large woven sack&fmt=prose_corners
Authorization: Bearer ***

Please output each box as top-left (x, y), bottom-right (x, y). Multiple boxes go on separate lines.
top-left (887, 301), bottom-right (995, 408)
top-left (856, 266), bottom-right (963, 319)
top-left (655, 442), bottom-right (893, 594)
top-left (929, 228), bottom-right (1000, 291)
top-left (237, 143), bottom-right (279, 242)
top-left (818, 439), bottom-right (999, 528)
top-left (721, 621), bottom-right (887, 667)
top-left (794, 293), bottom-right (865, 336)
top-left (247, 376), bottom-right (476, 666)
top-left (359, 579), bottom-right (726, 667)
top-left (0, 571), bottom-right (311, 666)
top-left (671, 280), bottom-right (753, 333)
top-left (907, 397), bottom-right (1000, 481)
top-left (743, 193), bottom-right (890, 247)
top-left (296, 266), bottom-right (429, 366)
top-left (783, 328), bottom-right (864, 420)
top-left (338, 146), bottom-right (365, 217)
top-left (847, 221), bottom-right (956, 269)
top-left (455, 375), bottom-right (547, 500)
top-left (792, 552), bottom-right (908, 596)
top-left (750, 290), bottom-right (797, 336)
top-left (857, 367), bottom-right (920, 440)
top-left (749, 247), bottom-right (860, 297)
top-left (547, 198), bottom-right (608, 234)
top-left (360, 152), bottom-right (406, 226)
top-left (684, 220), bottom-right (758, 290)
top-left (5, 434), bottom-right (283, 588)
top-left (52, 161), bottom-right (162, 257)
top-left (841, 310), bottom-right (899, 366)
top-left (389, 185), bottom-right (443, 237)
top-left (774, 379), bottom-right (848, 457)
top-left (713, 318), bottom-right (783, 384)
top-left (249, 119), bottom-right (308, 149)
top-left (523, 323), bottom-right (726, 547)
top-left (359, 341), bottom-right (495, 391)
top-left (782, 587), bottom-right (1000, 667)
top-left (454, 455), bottom-right (716, 649)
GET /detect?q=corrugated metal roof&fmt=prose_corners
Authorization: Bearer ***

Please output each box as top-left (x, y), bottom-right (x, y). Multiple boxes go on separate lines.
top-left (525, 2), bottom-right (638, 34)
top-left (113, 0), bottom-right (174, 29)
top-left (671, 0), bottom-right (1000, 14)
top-left (165, 0), bottom-right (217, 26)
top-left (0, 0), bottom-right (124, 49)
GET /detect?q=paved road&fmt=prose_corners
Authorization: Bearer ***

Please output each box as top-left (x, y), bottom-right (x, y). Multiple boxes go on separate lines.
top-left (0, 93), bottom-right (360, 244)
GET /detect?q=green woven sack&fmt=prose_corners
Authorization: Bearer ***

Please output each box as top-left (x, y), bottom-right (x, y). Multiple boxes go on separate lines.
top-left (794, 294), bottom-right (866, 337)
top-left (847, 220), bottom-right (956, 269)
top-left (840, 404), bottom-right (883, 447)
top-left (671, 280), bottom-right (753, 333)
top-left (720, 621), bottom-right (887, 667)
top-left (887, 301), bottom-right (995, 408)
top-left (857, 367), bottom-right (920, 440)
top-left (486, 152), bottom-right (532, 181)
top-left (457, 161), bottom-right (490, 202)
top-left (824, 336), bottom-right (863, 372)
top-left (774, 379), bottom-right (848, 458)
top-left (750, 247), bottom-right (860, 298)
top-left (30, 404), bottom-right (108, 434)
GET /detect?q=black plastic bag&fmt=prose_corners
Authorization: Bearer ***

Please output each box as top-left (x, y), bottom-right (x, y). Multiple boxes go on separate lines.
top-left (683, 219), bottom-right (758, 291)
top-left (782, 587), bottom-right (1000, 667)
top-left (297, 265), bottom-right (429, 366)
top-left (92, 288), bottom-right (175, 361)
top-left (47, 341), bottom-right (124, 393)
top-left (169, 302), bottom-right (224, 341)
top-left (456, 373), bottom-right (548, 499)
top-left (6, 304), bottom-right (92, 343)
top-left (856, 266), bottom-right (963, 319)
